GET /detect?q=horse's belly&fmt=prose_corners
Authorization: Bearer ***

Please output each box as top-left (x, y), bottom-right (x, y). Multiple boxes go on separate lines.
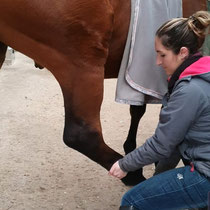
top-left (0, 0), bottom-right (115, 70)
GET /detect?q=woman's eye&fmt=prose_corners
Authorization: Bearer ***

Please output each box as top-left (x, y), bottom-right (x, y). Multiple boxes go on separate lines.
top-left (161, 54), bottom-right (165, 57)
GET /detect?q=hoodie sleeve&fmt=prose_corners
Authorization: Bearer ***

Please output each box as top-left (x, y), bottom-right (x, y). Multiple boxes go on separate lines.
top-left (119, 81), bottom-right (205, 172)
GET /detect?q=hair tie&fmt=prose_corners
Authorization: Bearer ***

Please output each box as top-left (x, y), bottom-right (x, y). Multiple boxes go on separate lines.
top-left (189, 15), bottom-right (196, 21)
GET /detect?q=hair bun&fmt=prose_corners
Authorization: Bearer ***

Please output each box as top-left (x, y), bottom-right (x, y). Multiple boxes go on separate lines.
top-left (187, 11), bottom-right (210, 38)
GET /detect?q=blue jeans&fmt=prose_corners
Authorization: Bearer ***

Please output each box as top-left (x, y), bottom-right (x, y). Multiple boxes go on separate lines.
top-left (121, 166), bottom-right (210, 210)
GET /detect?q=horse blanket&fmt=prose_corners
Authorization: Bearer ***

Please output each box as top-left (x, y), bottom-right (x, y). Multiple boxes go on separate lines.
top-left (115, 0), bottom-right (182, 105)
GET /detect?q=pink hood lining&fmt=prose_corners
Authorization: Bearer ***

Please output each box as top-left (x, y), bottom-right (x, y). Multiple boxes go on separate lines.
top-left (179, 57), bottom-right (210, 79)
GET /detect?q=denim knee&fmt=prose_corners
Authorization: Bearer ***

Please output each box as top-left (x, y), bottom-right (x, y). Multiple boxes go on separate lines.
top-left (121, 190), bottom-right (135, 207)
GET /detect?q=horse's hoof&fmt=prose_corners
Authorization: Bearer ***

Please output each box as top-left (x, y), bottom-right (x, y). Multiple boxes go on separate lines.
top-left (121, 169), bottom-right (146, 186)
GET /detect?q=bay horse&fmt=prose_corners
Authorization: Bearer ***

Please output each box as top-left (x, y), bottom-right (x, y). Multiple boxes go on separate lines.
top-left (0, 0), bottom-right (207, 186)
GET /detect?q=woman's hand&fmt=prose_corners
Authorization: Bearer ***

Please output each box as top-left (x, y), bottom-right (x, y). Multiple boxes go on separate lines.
top-left (109, 161), bottom-right (127, 179)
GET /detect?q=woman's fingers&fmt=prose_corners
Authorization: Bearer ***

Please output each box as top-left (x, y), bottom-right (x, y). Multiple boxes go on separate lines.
top-left (109, 161), bottom-right (127, 179)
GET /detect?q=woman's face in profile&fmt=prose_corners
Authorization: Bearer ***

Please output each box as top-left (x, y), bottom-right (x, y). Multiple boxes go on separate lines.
top-left (155, 37), bottom-right (185, 77)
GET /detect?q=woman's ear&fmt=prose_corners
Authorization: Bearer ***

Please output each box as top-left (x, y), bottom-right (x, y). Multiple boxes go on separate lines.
top-left (179, 47), bottom-right (189, 60)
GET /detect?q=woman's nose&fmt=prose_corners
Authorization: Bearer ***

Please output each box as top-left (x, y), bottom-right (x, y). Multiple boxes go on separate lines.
top-left (156, 57), bottom-right (162, 66)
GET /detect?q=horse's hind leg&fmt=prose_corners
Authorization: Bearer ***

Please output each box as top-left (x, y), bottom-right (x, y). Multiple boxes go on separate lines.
top-left (0, 42), bottom-right (7, 69)
top-left (123, 104), bottom-right (146, 154)
top-left (122, 105), bottom-right (147, 183)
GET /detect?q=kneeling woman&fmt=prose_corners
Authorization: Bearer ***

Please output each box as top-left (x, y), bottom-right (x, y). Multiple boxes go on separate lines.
top-left (109, 11), bottom-right (210, 210)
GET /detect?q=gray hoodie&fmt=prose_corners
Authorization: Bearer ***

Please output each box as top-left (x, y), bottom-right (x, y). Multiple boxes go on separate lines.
top-left (119, 57), bottom-right (210, 178)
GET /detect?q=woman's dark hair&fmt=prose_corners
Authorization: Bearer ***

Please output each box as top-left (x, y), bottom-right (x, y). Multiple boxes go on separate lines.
top-left (156, 11), bottom-right (210, 55)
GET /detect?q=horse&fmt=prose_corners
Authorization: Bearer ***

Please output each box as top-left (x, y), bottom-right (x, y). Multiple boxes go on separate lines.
top-left (0, 0), bottom-right (207, 186)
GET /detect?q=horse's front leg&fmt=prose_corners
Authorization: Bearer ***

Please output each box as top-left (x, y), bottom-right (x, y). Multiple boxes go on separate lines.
top-left (55, 63), bottom-right (145, 186)
top-left (123, 104), bottom-right (146, 154)
top-left (59, 66), bottom-right (120, 170)
top-left (0, 42), bottom-right (7, 69)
